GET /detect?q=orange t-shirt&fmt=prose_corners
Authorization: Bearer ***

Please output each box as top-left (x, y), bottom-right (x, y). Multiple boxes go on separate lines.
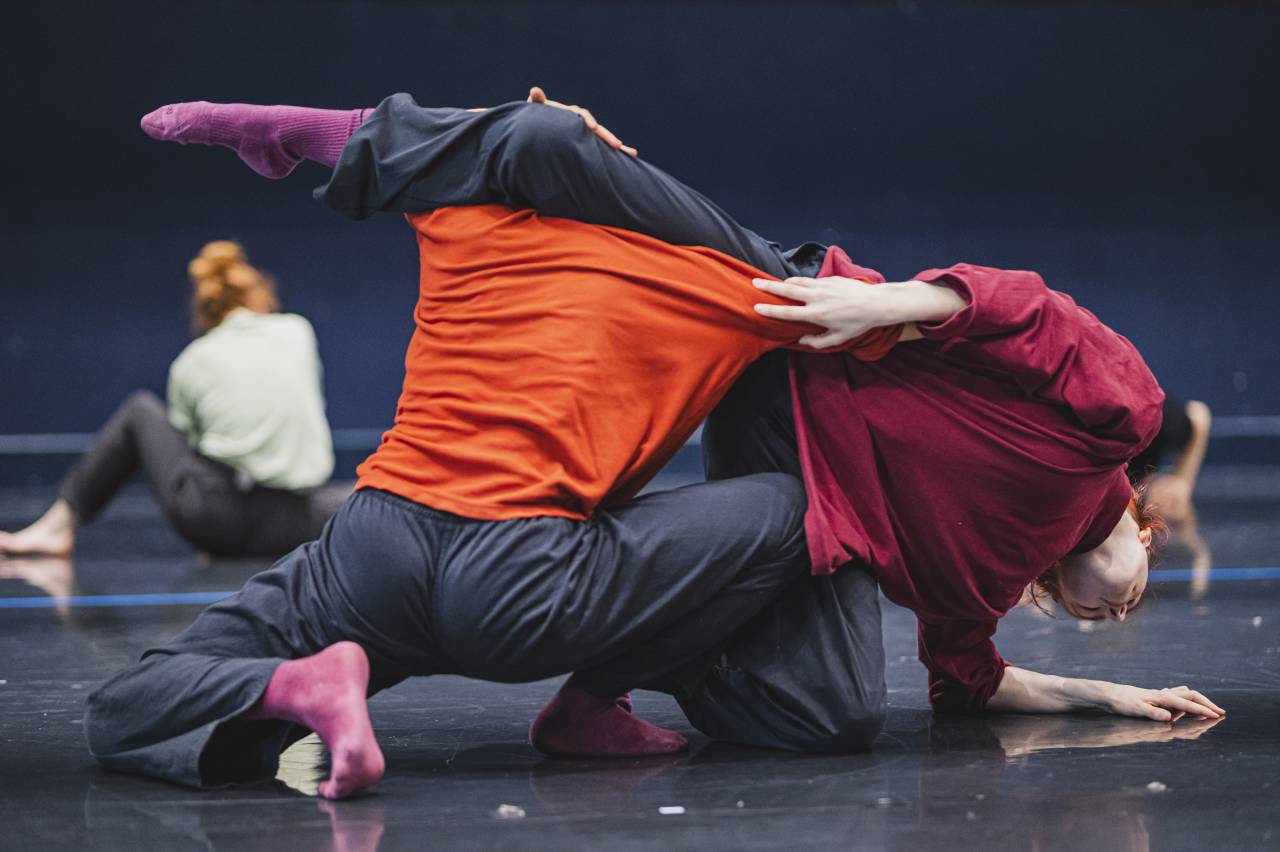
top-left (356, 204), bottom-right (896, 521)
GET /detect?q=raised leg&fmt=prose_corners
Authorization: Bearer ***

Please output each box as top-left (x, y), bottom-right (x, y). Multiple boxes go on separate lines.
top-left (317, 95), bottom-right (797, 278)
top-left (142, 93), bottom-right (800, 275)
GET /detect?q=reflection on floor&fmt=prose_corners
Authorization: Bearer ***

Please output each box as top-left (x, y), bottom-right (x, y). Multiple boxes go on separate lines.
top-left (1, 481), bottom-right (1277, 851)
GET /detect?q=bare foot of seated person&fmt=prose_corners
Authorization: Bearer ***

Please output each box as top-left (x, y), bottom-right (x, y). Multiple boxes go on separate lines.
top-left (0, 499), bottom-right (76, 557)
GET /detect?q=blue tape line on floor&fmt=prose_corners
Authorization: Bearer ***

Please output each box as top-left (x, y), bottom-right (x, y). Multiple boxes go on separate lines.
top-left (1, 567), bottom-right (1278, 610)
top-left (0, 591), bottom-right (233, 609)
top-left (1146, 566), bottom-right (1280, 582)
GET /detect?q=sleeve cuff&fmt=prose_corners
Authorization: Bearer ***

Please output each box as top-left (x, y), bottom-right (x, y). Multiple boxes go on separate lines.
top-left (912, 266), bottom-right (977, 341)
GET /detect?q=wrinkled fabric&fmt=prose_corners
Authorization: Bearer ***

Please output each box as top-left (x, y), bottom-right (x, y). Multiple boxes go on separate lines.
top-left (792, 259), bottom-right (1163, 711)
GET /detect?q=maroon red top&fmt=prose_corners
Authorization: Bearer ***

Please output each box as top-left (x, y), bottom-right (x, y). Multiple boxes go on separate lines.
top-left (791, 250), bottom-right (1162, 712)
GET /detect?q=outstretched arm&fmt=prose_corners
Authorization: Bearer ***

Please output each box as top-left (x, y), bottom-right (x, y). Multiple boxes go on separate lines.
top-left (917, 617), bottom-right (1223, 722)
top-left (986, 665), bottom-right (1224, 722)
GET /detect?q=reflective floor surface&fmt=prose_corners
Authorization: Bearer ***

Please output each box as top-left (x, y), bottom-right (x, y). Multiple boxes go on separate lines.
top-left (1, 480), bottom-right (1277, 851)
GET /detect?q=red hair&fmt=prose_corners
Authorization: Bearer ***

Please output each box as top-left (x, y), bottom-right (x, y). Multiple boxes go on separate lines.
top-left (188, 240), bottom-right (279, 333)
top-left (1028, 486), bottom-right (1166, 618)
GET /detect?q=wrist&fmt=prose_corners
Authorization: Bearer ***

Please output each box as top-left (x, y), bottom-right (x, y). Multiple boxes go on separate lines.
top-left (1075, 675), bottom-right (1116, 711)
top-left (881, 280), bottom-right (964, 326)
top-left (877, 282), bottom-right (929, 326)
top-left (1057, 676), bottom-right (1111, 712)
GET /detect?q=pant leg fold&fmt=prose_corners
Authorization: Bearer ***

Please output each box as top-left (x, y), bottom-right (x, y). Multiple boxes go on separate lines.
top-left (86, 658), bottom-right (281, 788)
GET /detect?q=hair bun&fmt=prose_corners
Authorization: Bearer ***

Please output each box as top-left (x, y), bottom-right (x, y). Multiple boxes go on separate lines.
top-left (186, 240), bottom-right (278, 332)
top-left (188, 240), bottom-right (248, 284)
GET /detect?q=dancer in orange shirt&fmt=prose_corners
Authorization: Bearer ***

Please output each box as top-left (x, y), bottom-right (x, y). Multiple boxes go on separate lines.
top-left (84, 94), bottom-right (935, 799)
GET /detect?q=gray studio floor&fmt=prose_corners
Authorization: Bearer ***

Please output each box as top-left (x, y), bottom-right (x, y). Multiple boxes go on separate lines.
top-left (0, 471), bottom-right (1277, 851)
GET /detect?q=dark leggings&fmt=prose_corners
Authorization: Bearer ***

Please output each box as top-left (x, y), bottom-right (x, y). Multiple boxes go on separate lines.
top-left (319, 97), bottom-right (886, 751)
top-left (61, 390), bottom-right (345, 557)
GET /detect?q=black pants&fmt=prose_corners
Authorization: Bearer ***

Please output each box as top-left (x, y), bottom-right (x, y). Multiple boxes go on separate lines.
top-left (320, 96), bottom-right (888, 751)
top-left (61, 390), bottom-right (345, 557)
top-left (85, 476), bottom-right (809, 787)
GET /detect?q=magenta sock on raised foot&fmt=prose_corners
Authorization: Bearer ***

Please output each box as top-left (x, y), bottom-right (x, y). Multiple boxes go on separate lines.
top-left (530, 677), bottom-right (688, 758)
top-left (140, 103), bottom-right (371, 178)
top-left (245, 642), bottom-right (385, 799)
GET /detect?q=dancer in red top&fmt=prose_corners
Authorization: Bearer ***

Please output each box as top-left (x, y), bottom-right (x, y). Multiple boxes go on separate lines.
top-left (746, 254), bottom-right (1164, 714)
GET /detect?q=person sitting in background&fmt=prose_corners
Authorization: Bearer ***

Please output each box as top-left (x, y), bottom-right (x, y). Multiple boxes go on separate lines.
top-left (1128, 394), bottom-right (1212, 524)
top-left (0, 241), bottom-right (346, 558)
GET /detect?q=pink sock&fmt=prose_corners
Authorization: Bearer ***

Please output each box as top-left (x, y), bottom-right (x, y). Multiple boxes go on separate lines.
top-left (529, 677), bottom-right (688, 758)
top-left (141, 102), bottom-right (371, 178)
top-left (245, 642), bottom-right (385, 799)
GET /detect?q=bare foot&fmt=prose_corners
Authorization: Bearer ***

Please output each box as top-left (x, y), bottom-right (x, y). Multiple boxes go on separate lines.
top-left (530, 678), bottom-right (688, 758)
top-left (251, 642), bottom-right (385, 799)
top-left (0, 500), bottom-right (76, 556)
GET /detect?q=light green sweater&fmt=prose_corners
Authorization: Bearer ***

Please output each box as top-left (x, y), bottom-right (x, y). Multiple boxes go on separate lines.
top-left (167, 309), bottom-right (334, 491)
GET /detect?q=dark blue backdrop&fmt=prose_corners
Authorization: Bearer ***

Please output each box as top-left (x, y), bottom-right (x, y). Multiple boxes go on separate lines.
top-left (3, 1), bottom-right (1278, 447)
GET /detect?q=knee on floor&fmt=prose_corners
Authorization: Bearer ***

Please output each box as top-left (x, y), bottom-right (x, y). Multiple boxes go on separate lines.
top-left (800, 701), bottom-right (887, 754)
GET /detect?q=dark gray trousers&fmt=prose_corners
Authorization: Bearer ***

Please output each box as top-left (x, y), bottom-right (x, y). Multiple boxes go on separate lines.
top-left (318, 95), bottom-right (887, 752)
top-left (316, 94), bottom-right (821, 280)
top-left (694, 351), bottom-right (888, 752)
top-left (85, 477), bottom-right (809, 788)
top-left (59, 390), bottom-right (345, 557)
